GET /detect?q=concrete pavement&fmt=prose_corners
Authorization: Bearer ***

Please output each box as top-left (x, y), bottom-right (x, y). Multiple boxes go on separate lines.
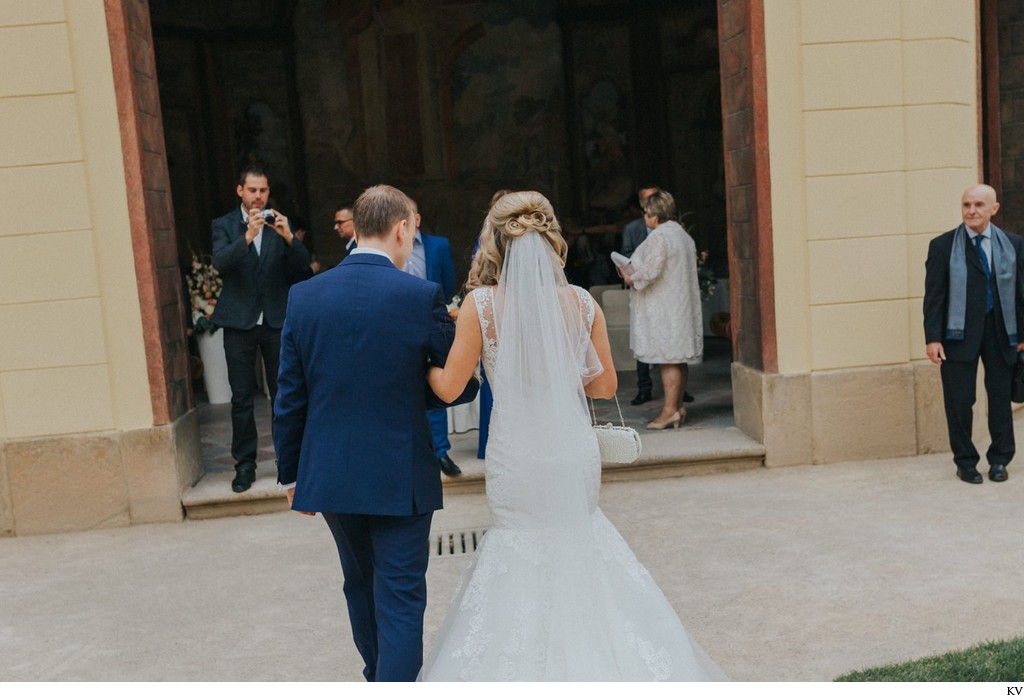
top-left (1, 442), bottom-right (1022, 681)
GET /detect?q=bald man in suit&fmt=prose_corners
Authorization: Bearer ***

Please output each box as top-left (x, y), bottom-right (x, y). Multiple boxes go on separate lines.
top-left (924, 184), bottom-right (1024, 484)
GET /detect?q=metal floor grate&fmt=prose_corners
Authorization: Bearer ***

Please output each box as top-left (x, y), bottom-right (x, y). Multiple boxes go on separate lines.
top-left (431, 528), bottom-right (488, 558)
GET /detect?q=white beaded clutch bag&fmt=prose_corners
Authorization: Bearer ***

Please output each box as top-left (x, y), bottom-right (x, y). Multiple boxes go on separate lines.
top-left (589, 395), bottom-right (642, 464)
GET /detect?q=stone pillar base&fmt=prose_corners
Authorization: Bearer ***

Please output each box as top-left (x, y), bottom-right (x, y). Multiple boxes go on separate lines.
top-left (732, 361), bottom-right (966, 466)
top-left (0, 410), bottom-right (201, 536)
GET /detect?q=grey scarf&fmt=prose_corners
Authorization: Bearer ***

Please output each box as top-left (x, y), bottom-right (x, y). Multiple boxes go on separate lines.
top-left (947, 223), bottom-right (1017, 344)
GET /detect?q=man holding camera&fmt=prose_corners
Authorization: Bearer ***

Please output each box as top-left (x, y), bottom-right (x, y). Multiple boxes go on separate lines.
top-left (211, 164), bottom-right (311, 493)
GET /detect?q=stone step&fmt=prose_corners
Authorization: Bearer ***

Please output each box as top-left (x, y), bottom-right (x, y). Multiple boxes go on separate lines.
top-left (181, 426), bottom-right (765, 519)
top-left (181, 466), bottom-right (290, 520)
top-left (441, 426), bottom-right (766, 494)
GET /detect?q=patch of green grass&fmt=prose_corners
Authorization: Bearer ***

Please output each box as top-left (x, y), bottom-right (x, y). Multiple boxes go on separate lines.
top-left (836, 636), bottom-right (1024, 681)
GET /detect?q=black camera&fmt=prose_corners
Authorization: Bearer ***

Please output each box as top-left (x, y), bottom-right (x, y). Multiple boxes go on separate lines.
top-left (258, 209), bottom-right (276, 224)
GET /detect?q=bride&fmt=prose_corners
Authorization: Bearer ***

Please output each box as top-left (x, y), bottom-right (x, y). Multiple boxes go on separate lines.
top-left (421, 191), bottom-right (725, 681)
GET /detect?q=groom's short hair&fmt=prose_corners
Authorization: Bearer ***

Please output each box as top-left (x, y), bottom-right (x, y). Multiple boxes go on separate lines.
top-left (353, 185), bottom-right (413, 240)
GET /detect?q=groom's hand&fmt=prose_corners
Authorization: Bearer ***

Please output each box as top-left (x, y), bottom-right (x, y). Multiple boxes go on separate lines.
top-left (287, 487), bottom-right (316, 516)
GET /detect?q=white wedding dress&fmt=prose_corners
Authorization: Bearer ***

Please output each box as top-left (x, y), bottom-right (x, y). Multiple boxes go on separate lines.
top-left (420, 232), bottom-right (725, 682)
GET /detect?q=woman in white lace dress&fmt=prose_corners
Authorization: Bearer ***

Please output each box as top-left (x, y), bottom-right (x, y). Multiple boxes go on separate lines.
top-left (622, 190), bottom-right (703, 430)
top-left (420, 191), bottom-right (724, 681)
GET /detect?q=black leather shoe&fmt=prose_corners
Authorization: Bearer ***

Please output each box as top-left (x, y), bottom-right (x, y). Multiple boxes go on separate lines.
top-left (683, 392), bottom-right (695, 403)
top-left (439, 454), bottom-right (462, 477)
top-left (989, 464), bottom-right (1008, 482)
top-left (232, 463), bottom-right (256, 492)
top-left (956, 467), bottom-right (983, 484)
top-left (630, 390), bottom-right (652, 406)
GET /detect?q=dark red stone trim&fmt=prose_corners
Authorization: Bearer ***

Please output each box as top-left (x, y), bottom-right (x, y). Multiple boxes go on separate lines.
top-left (748, 0), bottom-right (777, 374)
top-left (104, 0), bottom-right (192, 425)
top-left (992, 0), bottom-right (1024, 235)
top-left (717, 0), bottom-right (776, 373)
top-left (980, 0), bottom-right (1000, 191)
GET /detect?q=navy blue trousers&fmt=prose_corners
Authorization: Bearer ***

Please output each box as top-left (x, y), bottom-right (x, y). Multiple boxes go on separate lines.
top-left (477, 369), bottom-right (493, 459)
top-left (322, 511), bottom-right (433, 682)
top-left (427, 408), bottom-right (450, 457)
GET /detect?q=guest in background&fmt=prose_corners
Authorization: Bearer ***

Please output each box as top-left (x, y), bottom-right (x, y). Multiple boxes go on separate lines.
top-left (404, 198), bottom-right (461, 477)
top-left (291, 215), bottom-right (320, 278)
top-left (471, 190), bottom-right (509, 459)
top-left (621, 186), bottom-right (659, 407)
top-left (621, 186), bottom-right (660, 259)
top-left (619, 185), bottom-right (694, 407)
top-left (620, 190), bottom-right (702, 430)
top-left (924, 184), bottom-right (1024, 484)
top-left (334, 204), bottom-right (356, 259)
top-left (211, 164), bottom-right (311, 492)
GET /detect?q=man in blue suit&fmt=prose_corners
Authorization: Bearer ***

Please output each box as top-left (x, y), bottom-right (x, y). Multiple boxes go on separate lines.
top-left (404, 199), bottom-right (461, 477)
top-left (211, 165), bottom-right (311, 493)
top-left (274, 185), bottom-right (477, 682)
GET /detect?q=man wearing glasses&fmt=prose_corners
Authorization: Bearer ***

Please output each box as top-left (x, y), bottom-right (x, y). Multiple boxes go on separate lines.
top-left (334, 204), bottom-right (357, 258)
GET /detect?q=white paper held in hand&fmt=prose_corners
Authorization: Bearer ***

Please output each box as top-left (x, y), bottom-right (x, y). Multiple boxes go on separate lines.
top-left (610, 251), bottom-right (630, 269)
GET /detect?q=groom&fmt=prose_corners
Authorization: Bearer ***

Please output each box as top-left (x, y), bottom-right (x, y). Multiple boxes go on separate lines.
top-left (273, 184), bottom-right (478, 681)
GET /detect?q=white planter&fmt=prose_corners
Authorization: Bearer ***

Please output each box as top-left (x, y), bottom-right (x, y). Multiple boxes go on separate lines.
top-left (196, 328), bottom-right (232, 404)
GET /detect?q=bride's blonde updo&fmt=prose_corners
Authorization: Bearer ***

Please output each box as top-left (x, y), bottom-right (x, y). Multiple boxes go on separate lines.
top-left (468, 191), bottom-right (567, 290)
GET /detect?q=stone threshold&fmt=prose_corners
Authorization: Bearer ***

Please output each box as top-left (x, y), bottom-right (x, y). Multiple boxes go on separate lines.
top-left (181, 426), bottom-right (765, 519)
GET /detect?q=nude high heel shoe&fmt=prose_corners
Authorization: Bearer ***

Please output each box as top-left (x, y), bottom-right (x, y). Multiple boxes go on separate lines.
top-left (646, 410), bottom-right (684, 430)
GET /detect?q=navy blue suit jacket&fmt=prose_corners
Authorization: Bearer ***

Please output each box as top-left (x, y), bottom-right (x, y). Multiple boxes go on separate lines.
top-left (273, 253), bottom-right (477, 515)
top-left (210, 208), bottom-right (312, 329)
top-left (421, 232), bottom-right (455, 302)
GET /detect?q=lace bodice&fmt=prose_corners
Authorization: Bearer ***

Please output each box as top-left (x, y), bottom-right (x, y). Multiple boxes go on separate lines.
top-left (471, 284), bottom-right (595, 383)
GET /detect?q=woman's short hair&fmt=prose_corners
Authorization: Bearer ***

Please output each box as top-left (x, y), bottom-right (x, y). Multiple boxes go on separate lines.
top-left (352, 185), bottom-right (413, 239)
top-left (644, 190), bottom-right (677, 224)
top-left (470, 191), bottom-right (567, 290)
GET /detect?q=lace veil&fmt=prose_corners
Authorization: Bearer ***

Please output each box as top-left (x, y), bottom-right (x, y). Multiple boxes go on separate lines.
top-left (493, 228), bottom-right (601, 402)
top-left (486, 227), bottom-right (605, 529)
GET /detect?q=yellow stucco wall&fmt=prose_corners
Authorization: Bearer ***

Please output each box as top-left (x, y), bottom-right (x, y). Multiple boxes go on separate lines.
top-left (0, 0), bottom-right (152, 439)
top-left (764, 0), bottom-right (980, 374)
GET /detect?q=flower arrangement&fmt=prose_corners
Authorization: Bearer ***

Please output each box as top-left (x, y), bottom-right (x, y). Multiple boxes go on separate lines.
top-left (697, 250), bottom-right (717, 302)
top-left (186, 255), bottom-right (222, 334)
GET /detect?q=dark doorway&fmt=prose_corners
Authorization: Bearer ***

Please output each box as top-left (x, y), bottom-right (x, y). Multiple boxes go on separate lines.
top-left (562, 1), bottom-right (726, 277)
top-left (981, 0), bottom-right (1024, 234)
top-left (143, 0), bottom-right (760, 500)
top-left (151, 0), bottom-right (738, 449)
top-left (151, 1), bottom-right (305, 262)
top-left (151, 0), bottom-right (726, 283)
